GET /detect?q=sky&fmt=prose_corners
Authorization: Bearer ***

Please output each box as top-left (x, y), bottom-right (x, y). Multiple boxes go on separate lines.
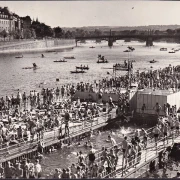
top-left (0, 1), bottom-right (180, 28)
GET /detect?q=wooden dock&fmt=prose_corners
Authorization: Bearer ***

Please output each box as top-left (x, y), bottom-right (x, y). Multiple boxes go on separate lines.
top-left (0, 111), bottom-right (116, 165)
top-left (99, 133), bottom-right (179, 179)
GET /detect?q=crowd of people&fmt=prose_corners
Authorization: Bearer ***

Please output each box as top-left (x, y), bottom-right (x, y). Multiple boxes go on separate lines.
top-left (0, 64), bottom-right (180, 178)
top-left (138, 65), bottom-right (180, 91)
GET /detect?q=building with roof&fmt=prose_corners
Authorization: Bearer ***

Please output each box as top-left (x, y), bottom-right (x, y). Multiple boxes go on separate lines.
top-left (0, 7), bottom-right (22, 39)
top-left (135, 88), bottom-right (180, 116)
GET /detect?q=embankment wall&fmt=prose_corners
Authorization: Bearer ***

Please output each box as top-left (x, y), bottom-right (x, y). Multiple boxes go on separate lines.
top-left (0, 39), bottom-right (75, 54)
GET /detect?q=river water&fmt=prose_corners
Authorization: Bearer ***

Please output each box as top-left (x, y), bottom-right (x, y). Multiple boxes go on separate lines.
top-left (1, 40), bottom-right (180, 97)
top-left (1, 40), bottom-right (180, 176)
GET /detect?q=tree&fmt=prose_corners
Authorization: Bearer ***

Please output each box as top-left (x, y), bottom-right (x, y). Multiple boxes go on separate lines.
top-left (31, 29), bottom-right (36, 39)
top-left (23, 29), bottom-right (32, 39)
top-left (54, 26), bottom-right (63, 38)
top-left (94, 29), bottom-right (102, 36)
top-left (166, 29), bottom-right (175, 35)
top-left (1, 30), bottom-right (8, 41)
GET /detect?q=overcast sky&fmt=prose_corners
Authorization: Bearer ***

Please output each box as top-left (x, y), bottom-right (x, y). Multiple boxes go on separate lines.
top-left (0, 1), bottom-right (180, 28)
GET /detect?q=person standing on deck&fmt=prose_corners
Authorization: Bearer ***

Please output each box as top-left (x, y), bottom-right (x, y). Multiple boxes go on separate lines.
top-left (86, 145), bottom-right (96, 168)
top-left (141, 104), bottom-right (146, 116)
top-left (153, 102), bottom-right (162, 117)
top-left (121, 136), bottom-right (128, 166)
top-left (141, 128), bottom-right (148, 149)
top-left (64, 110), bottom-right (70, 136)
top-left (175, 118), bottom-right (180, 136)
top-left (0, 163), bottom-right (4, 178)
top-left (153, 125), bottom-right (161, 147)
top-left (163, 123), bottom-right (169, 144)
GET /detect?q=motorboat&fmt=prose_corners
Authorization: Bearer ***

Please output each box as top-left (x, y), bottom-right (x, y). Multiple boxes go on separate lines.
top-left (169, 50), bottom-right (175, 53)
top-left (160, 48), bottom-right (167, 51)
top-left (64, 56), bottom-right (75, 59)
top-left (70, 70), bottom-right (86, 74)
top-left (15, 55), bottom-right (23, 58)
top-left (76, 66), bottom-right (89, 70)
top-left (89, 46), bottom-right (95, 48)
top-left (149, 60), bottom-right (157, 63)
top-left (53, 59), bottom-right (67, 62)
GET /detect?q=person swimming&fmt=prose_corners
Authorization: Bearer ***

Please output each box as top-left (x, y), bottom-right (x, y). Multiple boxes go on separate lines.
top-left (33, 63), bottom-right (37, 68)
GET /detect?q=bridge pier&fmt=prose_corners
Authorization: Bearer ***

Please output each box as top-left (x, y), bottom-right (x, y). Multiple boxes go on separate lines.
top-left (108, 39), bottom-right (113, 47)
top-left (146, 37), bottom-right (153, 46)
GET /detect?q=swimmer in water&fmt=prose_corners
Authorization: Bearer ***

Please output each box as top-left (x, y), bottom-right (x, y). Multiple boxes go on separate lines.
top-left (107, 135), bottom-right (117, 146)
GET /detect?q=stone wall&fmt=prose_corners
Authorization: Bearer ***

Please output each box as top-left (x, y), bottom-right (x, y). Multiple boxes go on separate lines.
top-left (0, 39), bottom-right (75, 54)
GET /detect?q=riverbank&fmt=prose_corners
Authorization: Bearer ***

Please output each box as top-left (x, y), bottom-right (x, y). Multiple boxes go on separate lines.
top-left (0, 39), bottom-right (75, 54)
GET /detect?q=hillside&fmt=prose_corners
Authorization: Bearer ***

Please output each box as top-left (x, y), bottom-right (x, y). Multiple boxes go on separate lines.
top-left (63, 25), bottom-right (180, 32)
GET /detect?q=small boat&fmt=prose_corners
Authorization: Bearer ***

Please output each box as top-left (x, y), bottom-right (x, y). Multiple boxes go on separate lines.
top-left (53, 60), bottom-right (67, 62)
top-left (97, 60), bottom-right (108, 63)
top-left (123, 50), bottom-right (131, 52)
top-left (15, 55), bottom-right (23, 58)
top-left (160, 48), bottom-right (167, 51)
top-left (97, 55), bottom-right (108, 63)
top-left (70, 70), bottom-right (86, 74)
top-left (127, 46), bottom-right (135, 51)
top-left (89, 46), bottom-right (95, 48)
top-left (149, 60), bottom-right (157, 63)
top-left (64, 56), bottom-right (75, 59)
top-left (76, 66), bottom-right (89, 70)
top-left (47, 50), bottom-right (56, 53)
top-left (169, 50), bottom-right (175, 53)
top-left (22, 63), bottom-right (39, 70)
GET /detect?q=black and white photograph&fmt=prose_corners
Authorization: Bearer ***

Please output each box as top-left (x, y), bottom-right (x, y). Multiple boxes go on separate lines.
top-left (0, 1), bottom-right (180, 179)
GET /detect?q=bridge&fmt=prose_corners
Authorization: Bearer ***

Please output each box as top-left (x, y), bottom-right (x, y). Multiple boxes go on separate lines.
top-left (75, 30), bottom-right (180, 47)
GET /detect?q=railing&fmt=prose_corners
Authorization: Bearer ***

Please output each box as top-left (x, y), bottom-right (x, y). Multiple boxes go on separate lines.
top-left (0, 112), bottom-right (109, 163)
top-left (99, 128), bottom-right (177, 179)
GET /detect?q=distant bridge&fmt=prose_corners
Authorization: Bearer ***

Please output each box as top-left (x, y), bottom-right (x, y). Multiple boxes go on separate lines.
top-left (75, 31), bottom-right (180, 47)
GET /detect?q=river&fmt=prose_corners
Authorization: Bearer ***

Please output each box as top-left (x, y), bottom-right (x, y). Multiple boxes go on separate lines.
top-left (1, 40), bottom-right (180, 176)
top-left (0, 40), bottom-right (180, 97)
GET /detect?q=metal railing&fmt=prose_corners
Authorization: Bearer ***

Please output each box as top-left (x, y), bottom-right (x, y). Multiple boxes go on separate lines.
top-left (100, 129), bottom-right (177, 179)
top-left (0, 112), bottom-right (109, 163)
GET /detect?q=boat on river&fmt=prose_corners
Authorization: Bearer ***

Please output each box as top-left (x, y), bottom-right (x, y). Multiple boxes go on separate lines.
top-left (22, 63), bottom-right (39, 70)
top-left (53, 59), bottom-right (67, 62)
top-left (127, 46), bottom-right (135, 51)
top-left (15, 55), bottom-right (23, 58)
top-left (89, 46), bottom-right (95, 48)
top-left (97, 55), bottom-right (108, 63)
top-left (149, 60), bottom-right (157, 63)
top-left (70, 70), bottom-right (86, 74)
top-left (64, 56), bottom-right (75, 59)
top-left (169, 50), bottom-right (175, 53)
top-left (76, 65), bottom-right (89, 70)
top-left (160, 48), bottom-right (167, 51)
top-left (123, 50), bottom-right (131, 52)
